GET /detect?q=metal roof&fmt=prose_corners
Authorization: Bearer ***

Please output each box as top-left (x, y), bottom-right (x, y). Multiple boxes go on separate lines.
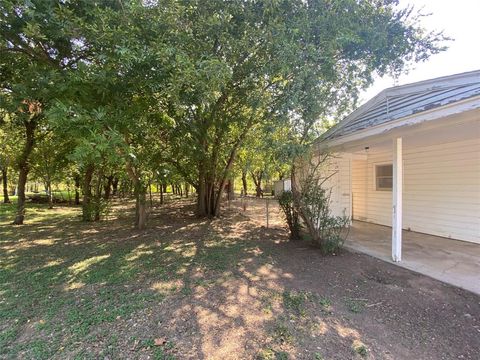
top-left (320, 70), bottom-right (480, 142)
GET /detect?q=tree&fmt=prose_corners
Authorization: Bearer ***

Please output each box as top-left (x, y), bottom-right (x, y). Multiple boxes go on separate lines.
top-left (1, 0), bottom-right (447, 227)
top-left (163, 0), bottom-right (445, 217)
top-left (0, 0), bottom-right (101, 223)
top-left (47, 2), bottom-right (180, 228)
top-left (48, 103), bottom-right (125, 221)
top-left (0, 114), bottom-right (18, 203)
top-left (9, 103), bottom-right (41, 224)
top-left (30, 131), bottom-right (71, 208)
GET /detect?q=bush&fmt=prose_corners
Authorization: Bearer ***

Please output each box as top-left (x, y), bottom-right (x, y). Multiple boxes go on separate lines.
top-left (293, 153), bottom-right (350, 254)
top-left (28, 193), bottom-right (68, 204)
top-left (298, 184), bottom-right (349, 254)
top-left (277, 190), bottom-right (301, 240)
top-left (82, 197), bottom-right (110, 221)
top-left (319, 217), bottom-right (349, 254)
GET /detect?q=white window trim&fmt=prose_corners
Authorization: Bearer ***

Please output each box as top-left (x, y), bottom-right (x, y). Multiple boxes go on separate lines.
top-left (374, 162), bottom-right (393, 191)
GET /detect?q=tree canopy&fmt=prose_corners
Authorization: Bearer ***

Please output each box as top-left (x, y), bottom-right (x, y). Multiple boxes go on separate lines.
top-left (0, 0), bottom-right (447, 226)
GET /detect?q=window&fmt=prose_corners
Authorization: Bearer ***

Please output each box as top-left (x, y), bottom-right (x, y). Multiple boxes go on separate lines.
top-left (375, 164), bottom-right (393, 191)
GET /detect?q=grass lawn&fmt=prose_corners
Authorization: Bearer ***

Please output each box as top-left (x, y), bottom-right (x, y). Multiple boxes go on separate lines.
top-left (0, 198), bottom-right (479, 359)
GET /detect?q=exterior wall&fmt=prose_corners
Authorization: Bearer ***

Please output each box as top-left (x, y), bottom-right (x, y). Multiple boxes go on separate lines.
top-left (364, 145), bottom-right (394, 226)
top-left (273, 179), bottom-right (292, 196)
top-left (351, 137), bottom-right (480, 243)
top-left (323, 155), bottom-right (351, 219)
top-left (351, 159), bottom-right (367, 221)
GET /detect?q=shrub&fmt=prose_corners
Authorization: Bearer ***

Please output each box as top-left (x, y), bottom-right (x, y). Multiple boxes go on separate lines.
top-left (277, 190), bottom-right (301, 240)
top-left (293, 153), bottom-right (350, 254)
top-left (82, 197), bottom-right (110, 221)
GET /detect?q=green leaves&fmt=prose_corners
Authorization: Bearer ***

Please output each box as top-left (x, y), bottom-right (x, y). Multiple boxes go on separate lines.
top-left (0, 0), bottom-right (447, 218)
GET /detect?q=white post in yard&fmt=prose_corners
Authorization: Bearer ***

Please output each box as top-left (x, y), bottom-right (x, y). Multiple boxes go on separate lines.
top-left (392, 137), bottom-right (403, 262)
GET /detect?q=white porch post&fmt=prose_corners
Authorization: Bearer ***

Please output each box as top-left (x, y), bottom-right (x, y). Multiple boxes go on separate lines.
top-left (392, 137), bottom-right (403, 262)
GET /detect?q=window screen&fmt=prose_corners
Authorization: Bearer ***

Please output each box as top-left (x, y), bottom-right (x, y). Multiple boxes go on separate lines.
top-left (376, 164), bottom-right (393, 190)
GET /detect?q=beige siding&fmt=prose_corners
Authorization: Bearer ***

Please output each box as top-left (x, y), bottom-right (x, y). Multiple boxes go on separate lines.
top-left (350, 138), bottom-right (480, 243)
top-left (365, 149), bottom-right (393, 226)
top-left (322, 155), bottom-right (352, 218)
top-left (351, 159), bottom-right (367, 221)
top-left (338, 156), bottom-right (352, 218)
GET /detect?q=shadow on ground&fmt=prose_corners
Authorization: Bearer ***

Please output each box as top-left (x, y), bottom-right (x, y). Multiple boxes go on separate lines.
top-left (0, 198), bottom-right (479, 359)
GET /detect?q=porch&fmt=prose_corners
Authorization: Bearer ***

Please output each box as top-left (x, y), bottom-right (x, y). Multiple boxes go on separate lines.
top-left (345, 221), bottom-right (480, 295)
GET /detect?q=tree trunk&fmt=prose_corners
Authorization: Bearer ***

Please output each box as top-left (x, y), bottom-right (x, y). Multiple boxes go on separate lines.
top-left (211, 178), bottom-right (225, 217)
top-left (93, 169), bottom-right (103, 221)
top-left (185, 183), bottom-right (189, 198)
top-left (160, 182), bottom-right (164, 205)
top-left (255, 182), bottom-right (262, 197)
top-left (149, 182), bottom-right (153, 207)
top-left (241, 171), bottom-right (247, 196)
top-left (13, 119), bottom-right (37, 225)
top-left (227, 179), bottom-right (234, 200)
top-left (47, 180), bottom-right (53, 209)
top-left (13, 168), bottom-right (28, 224)
top-left (206, 178), bottom-right (218, 217)
top-left (125, 161), bottom-right (148, 230)
top-left (74, 174), bottom-right (80, 205)
top-left (82, 164), bottom-right (94, 221)
top-left (197, 183), bottom-right (214, 217)
top-left (2, 167), bottom-right (10, 203)
top-left (198, 152), bottom-right (242, 217)
top-left (251, 171), bottom-right (264, 198)
top-left (212, 148), bottom-right (239, 216)
top-left (112, 177), bottom-right (119, 196)
top-left (197, 162), bottom-right (207, 216)
top-left (195, 116), bottom-right (250, 217)
top-left (135, 186), bottom-right (147, 230)
top-left (104, 175), bottom-right (114, 200)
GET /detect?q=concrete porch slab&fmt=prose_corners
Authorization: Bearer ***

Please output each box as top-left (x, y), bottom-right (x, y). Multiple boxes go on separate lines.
top-left (345, 221), bottom-right (480, 295)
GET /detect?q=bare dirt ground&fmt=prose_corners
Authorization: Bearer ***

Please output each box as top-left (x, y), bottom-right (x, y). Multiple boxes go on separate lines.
top-left (1, 197), bottom-right (479, 359)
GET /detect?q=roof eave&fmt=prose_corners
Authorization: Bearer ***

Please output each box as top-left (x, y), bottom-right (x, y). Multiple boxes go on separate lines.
top-left (314, 69), bottom-right (480, 146)
top-left (315, 95), bottom-right (480, 152)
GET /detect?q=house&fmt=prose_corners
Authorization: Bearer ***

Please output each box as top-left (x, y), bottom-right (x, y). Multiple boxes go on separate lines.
top-left (312, 70), bottom-right (480, 293)
top-left (273, 179), bottom-right (291, 197)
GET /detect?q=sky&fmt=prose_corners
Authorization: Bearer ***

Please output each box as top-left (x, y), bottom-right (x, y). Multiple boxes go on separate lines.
top-left (359, 0), bottom-right (480, 104)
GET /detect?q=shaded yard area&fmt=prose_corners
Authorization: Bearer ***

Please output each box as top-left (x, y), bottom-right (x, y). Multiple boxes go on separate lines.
top-left (1, 199), bottom-right (479, 359)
